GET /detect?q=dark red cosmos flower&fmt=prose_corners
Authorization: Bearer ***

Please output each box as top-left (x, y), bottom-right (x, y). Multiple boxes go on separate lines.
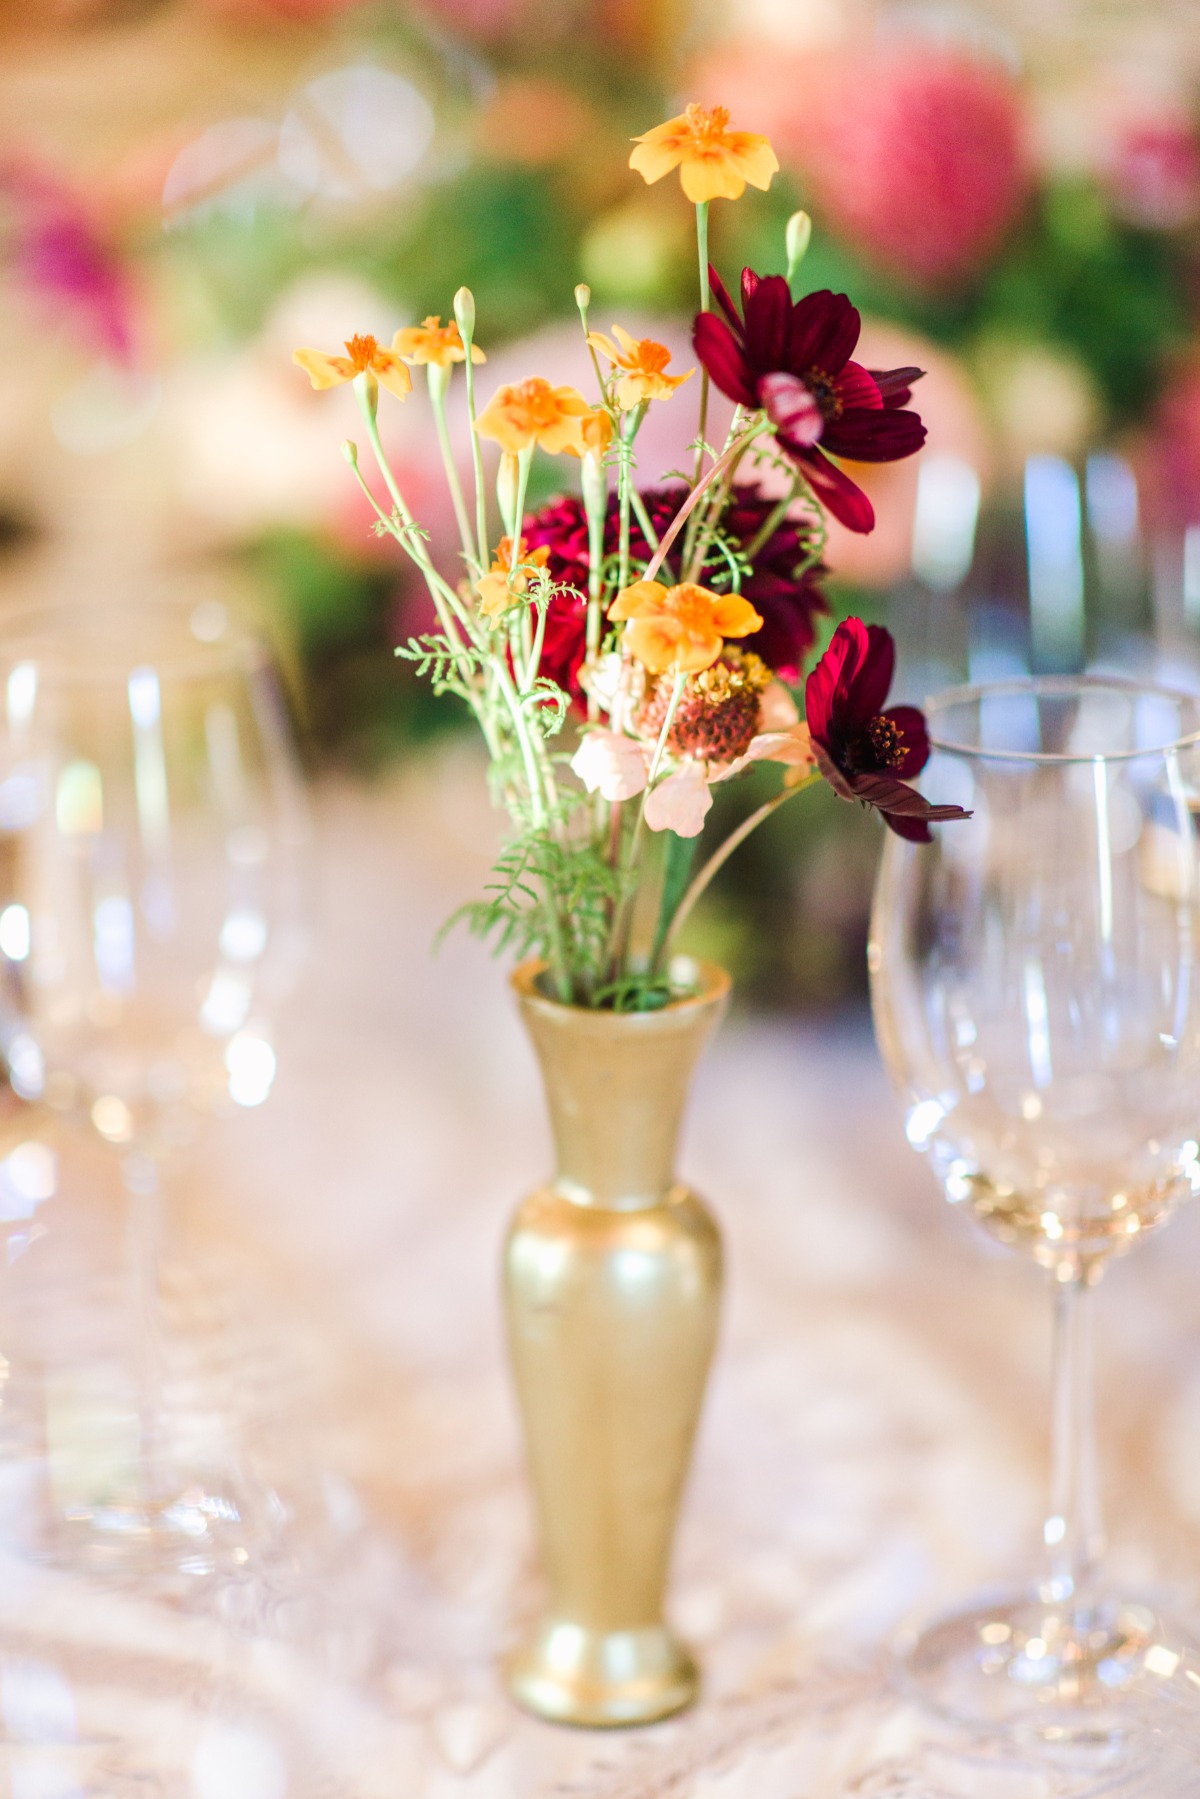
top-left (693, 267), bottom-right (926, 533)
top-left (805, 618), bottom-right (971, 842)
top-left (522, 483), bottom-right (828, 701)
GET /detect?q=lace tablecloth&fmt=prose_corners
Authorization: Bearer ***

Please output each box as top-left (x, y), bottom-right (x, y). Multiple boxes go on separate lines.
top-left (15, 753), bottom-right (1200, 1796)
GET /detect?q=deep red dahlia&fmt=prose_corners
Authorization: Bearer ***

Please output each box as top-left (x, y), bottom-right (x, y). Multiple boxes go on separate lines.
top-left (805, 618), bottom-right (970, 841)
top-left (522, 482), bottom-right (828, 702)
top-left (693, 268), bottom-right (926, 533)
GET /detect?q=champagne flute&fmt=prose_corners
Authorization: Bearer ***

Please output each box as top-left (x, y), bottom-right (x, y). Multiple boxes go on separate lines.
top-left (870, 675), bottom-right (1200, 1746)
top-left (0, 596), bottom-right (308, 1581)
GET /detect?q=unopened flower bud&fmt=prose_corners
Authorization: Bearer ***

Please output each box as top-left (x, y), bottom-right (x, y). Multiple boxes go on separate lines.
top-left (496, 451), bottom-right (519, 536)
top-left (574, 283), bottom-right (591, 314)
top-left (580, 443), bottom-right (606, 519)
top-left (453, 286), bottom-right (476, 341)
top-left (785, 210), bottom-right (812, 284)
top-left (341, 439), bottom-right (358, 464)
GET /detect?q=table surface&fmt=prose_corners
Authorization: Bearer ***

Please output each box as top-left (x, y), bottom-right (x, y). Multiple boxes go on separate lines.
top-left (11, 751), bottom-right (1200, 1796)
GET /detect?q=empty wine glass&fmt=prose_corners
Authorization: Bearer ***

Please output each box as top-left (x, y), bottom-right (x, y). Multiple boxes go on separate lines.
top-left (0, 596), bottom-right (308, 1581)
top-left (870, 675), bottom-right (1200, 1748)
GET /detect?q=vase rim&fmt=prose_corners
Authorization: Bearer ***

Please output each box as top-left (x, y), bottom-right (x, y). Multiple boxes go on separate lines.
top-left (511, 957), bottom-right (730, 1024)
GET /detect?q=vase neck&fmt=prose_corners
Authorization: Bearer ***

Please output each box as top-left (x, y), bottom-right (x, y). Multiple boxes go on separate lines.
top-left (514, 964), bottom-right (730, 1211)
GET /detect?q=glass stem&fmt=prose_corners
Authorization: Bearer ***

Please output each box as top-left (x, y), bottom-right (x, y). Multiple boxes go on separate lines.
top-left (1043, 1267), bottom-right (1105, 1610)
top-left (123, 1149), bottom-right (167, 1500)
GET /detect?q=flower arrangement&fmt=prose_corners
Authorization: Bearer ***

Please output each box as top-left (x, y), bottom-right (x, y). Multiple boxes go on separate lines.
top-left (295, 103), bottom-right (969, 1010)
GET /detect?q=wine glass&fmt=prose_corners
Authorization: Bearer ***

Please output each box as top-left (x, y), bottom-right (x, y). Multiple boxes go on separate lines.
top-left (0, 596), bottom-right (308, 1582)
top-left (869, 675), bottom-right (1200, 1748)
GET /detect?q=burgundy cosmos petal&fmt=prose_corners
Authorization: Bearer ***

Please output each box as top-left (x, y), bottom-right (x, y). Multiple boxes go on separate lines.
top-left (871, 366), bottom-right (923, 408)
top-left (805, 619), bottom-right (971, 840)
top-left (796, 451), bottom-right (877, 533)
top-left (693, 311), bottom-right (757, 408)
top-left (692, 267), bottom-right (928, 534)
top-left (822, 406), bottom-right (928, 463)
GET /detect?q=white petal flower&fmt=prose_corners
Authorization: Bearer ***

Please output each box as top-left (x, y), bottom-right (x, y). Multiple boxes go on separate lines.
top-left (644, 761), bottom-right (713, 837)
top-left (570, 729), bottom-right (649, 802)
top-left (714, 724), bottom-right (814, 783)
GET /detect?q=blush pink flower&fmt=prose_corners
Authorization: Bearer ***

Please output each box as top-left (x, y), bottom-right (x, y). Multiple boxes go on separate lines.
top-left (570, 729), bottom-right (649, 802)
top-left (644, 761), bottom-right (713, 837)
top-left (719, 45), bottom-right (1027, 287)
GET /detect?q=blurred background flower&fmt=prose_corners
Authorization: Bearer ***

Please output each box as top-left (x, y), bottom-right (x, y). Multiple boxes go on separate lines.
top-left (3, 0), bottom-right (1200, 1006)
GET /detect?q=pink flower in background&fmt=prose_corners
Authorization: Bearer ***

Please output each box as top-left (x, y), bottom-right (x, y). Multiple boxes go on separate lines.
top-left (1, 168), bottom-right (135, 360)
top-left (1137, 361), bottom-right (1200, 532)
top-left (699, 45), bottom-right (1027, 287)
top-left (1110, 122), bottom-right (1200, 228)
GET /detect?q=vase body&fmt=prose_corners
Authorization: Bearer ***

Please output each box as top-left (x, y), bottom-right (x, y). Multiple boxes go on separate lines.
top-left (503, 959), bottom-right (728, 1727)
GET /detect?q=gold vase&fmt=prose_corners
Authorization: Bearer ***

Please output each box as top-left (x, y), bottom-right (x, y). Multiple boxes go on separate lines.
top-left (503, 958), bottom-right (728, 1728)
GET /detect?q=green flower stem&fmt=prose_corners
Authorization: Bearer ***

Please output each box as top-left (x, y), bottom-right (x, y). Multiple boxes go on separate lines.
top-left (740, 480), bottom-right (800, 563)
top-left (512, 443), bottom-right (533, 552)
top-left (649, 828), bottom-right (696, 973)
top-left (344, 433), bottom-right (498, 752)
top-left (355, 396), bottom-right (477, 644)
top-left (427, 364), bottom-right (478, 576)
top-left (527, 588), bottom-right (549, 689)
top-left (607, 668), bottom-right (686, 980)
top-left (644, 419), bottom-right (767, 587)
top-left (582, 451), bottom-right (608, 723)
top-left (629, 486), bottom-right (662, 556)
top-left (458, 331), bottom-right (489, 572)
top-left (660, 772), bottom-right (819, 960)
top-left (683, 405), bottom-right (749, 581)
top-left (354, 394), bottom-right (559, 895)
top-left (691, 200), bottom-right (711, 495)
top-left (615, 402), bottom-right (647, 595)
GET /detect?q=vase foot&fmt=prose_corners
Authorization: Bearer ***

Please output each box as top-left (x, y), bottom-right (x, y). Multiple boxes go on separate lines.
top-left (505, 1620), bottom-right (698, 1727)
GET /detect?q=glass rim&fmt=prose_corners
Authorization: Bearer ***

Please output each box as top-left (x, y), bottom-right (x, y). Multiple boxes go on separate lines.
top-left (924, 674), bottom-right (1200, 765)
top-left (0, 596), bottom-right (268, 686)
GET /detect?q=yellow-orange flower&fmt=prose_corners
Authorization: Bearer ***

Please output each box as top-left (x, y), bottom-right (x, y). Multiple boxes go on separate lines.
top-left (293, 333), bottom-right (412, 399)
top-left (562, 406), bottom-right (615, 459)
top-left (587, 326), bottom-right (693, 410)
top-left (629, 103), bottom-right (778, 205)
top-left (610, 580), bottom-right (762, 674)
top-left (392, 316), bottom-right (485, 368)
top-left (474, 377), bottom-right (591, 455)
top-left (478, 537), bottom-right (551, 620)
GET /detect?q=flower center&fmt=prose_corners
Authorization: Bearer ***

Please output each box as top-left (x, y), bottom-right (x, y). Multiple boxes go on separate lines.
top-left (684, 102), bottom-right (732, 147)
top-left (345, 334), bottom-right (379, 371)
top-left (633, 340), bottom-right (671, 374)
top-left (510, 378), bottom-right (556, 422)
top-left (667, 583), bottom-right (719, 633)
top-left (847, 714), bottom-right (905, 772)
top-left (805, 366), bottom-right (843, 422)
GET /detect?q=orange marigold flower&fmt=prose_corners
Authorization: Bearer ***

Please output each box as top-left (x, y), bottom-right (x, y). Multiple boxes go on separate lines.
top-left (474, 377), bottom-right (591, 455)
top-left (392, 316), bottom-right (485, 368)
top-left (478, 537), bottom-right (552, 620)
top-left (610, 579), bottom-right (762, 674)
top-left (562, 405), bottom-right (615, 459)
top-left (630, 103), bottom-right (779, 205)
top-left (293, 332), bottom-right (412, 400)
top-left (587, 325), bottom-right (693, 410)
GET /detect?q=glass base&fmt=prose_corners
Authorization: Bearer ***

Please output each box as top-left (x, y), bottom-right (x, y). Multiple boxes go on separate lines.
top-left (45, 1466), bottom-right (290, 1592)
top-left (897, 1586), bottom-right (1200, 1753)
